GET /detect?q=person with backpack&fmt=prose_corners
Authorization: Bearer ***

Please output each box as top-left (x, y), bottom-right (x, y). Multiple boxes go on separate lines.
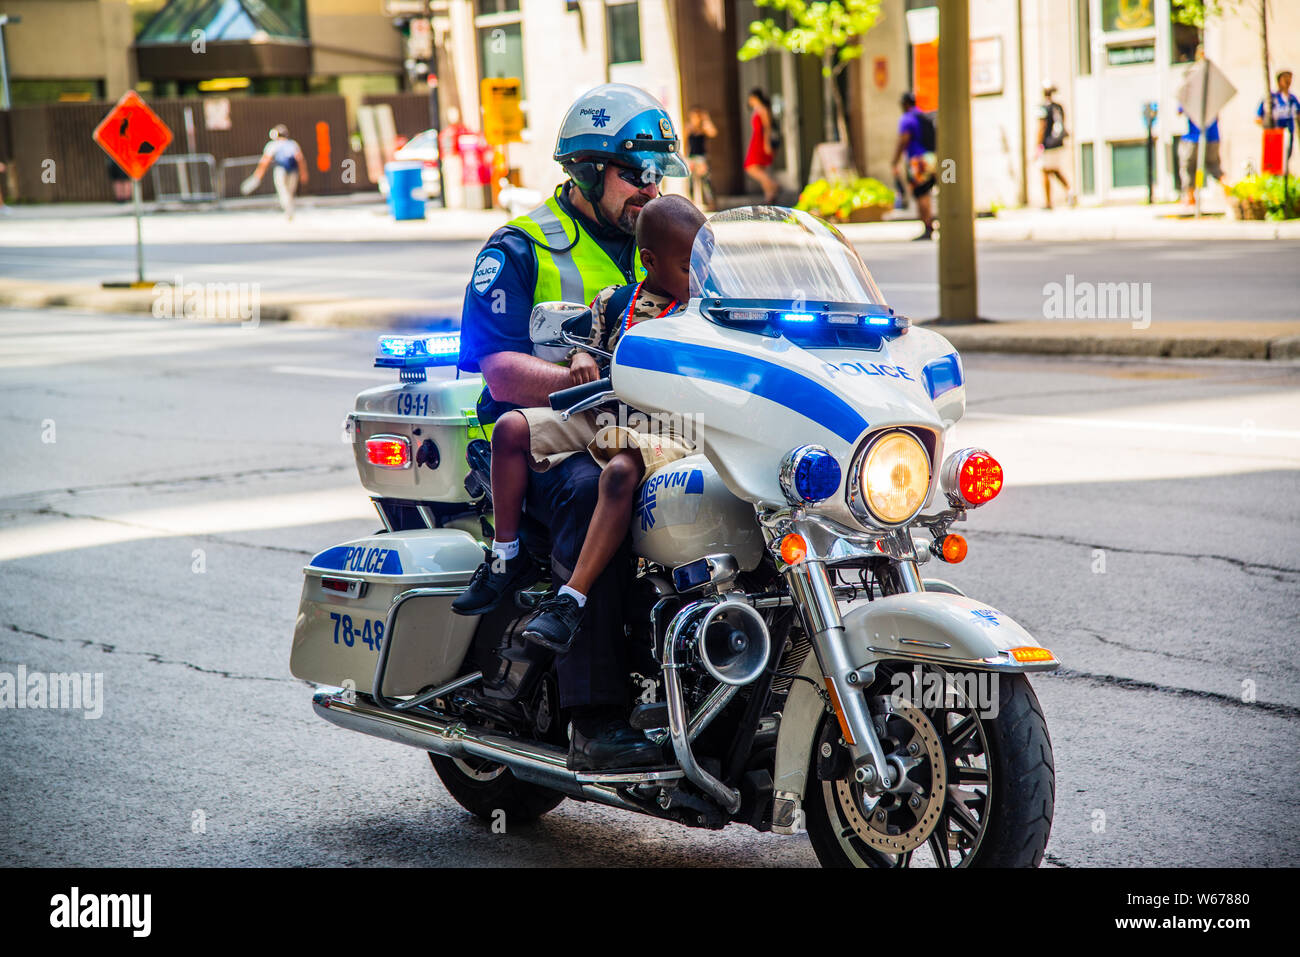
top-left (892, 91), bottom-right (937, 240)
top-left (1037, 81), bottom-right (1075, 209)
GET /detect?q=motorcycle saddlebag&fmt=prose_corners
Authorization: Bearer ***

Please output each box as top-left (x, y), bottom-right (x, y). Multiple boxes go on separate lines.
top-left (347, 375), bottom-right (488, 505)
top-left (290, 528), bottom-right (484, 696)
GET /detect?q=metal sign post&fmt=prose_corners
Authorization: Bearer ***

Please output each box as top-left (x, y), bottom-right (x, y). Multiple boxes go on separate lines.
top-left (92, 91), bottom-right (174, 289)
top-left (132, 178), bottom-right (145, 284)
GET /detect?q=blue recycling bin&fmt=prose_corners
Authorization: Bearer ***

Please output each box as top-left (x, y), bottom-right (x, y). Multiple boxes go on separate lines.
top-left (385, 161), bottom-right (426, 221)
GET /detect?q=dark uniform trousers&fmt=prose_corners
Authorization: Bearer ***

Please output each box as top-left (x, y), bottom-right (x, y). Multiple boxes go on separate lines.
top-left (524, 450), bottom-right (633, 711)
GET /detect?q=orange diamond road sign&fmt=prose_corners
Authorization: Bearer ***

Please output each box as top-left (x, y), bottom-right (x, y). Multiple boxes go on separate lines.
top-left (93, 91), bottom-right (173, 181)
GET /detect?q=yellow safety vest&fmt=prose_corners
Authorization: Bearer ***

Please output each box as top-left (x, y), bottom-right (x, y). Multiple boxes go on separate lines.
top-left (507, 192), bottom-right (645, 308)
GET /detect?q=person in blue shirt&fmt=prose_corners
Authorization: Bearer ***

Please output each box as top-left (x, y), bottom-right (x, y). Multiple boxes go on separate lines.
top-left (1257, 68), bottom-right (1299, 174)
top-left (891, 92), bottom-right (937, 240)
top-left (1257, 68), bottom-right (1300, 132)
top-left (1178, 105), bottom-right (1223, 205)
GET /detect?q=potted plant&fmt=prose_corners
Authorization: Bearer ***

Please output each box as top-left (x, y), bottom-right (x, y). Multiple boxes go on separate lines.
top-left (1229, 174), bottom-right (1298, 221)
top-left (797, 176), bottom-right (895, 223)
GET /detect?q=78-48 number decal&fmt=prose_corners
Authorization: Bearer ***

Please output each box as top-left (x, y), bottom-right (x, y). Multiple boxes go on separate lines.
top-left (329, 612), bottom-right (385, 651)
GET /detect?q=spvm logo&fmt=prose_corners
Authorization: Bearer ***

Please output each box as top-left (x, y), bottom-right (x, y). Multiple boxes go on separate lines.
top-left (636, 468), bottom-right (704, 531)
top-left (581, 107), bottom-right (611, 128)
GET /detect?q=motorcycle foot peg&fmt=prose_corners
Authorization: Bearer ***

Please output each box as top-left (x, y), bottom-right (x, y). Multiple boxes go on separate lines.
top-left (629, 700), bottom-right (669, 731)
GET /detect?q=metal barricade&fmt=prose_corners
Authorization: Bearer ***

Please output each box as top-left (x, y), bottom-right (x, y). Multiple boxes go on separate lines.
top-left (150, 153), bottom-right (218, 204)
top-left (216, 154), bottom-right (278, 205)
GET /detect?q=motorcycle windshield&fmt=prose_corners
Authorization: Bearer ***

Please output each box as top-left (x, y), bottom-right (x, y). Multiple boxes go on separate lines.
top-left (689, 206), bottom-right (888, 308)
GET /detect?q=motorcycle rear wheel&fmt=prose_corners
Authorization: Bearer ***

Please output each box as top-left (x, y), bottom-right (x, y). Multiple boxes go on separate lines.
top-left (804, 672), bottom-right (1054, 867)
top-left (429, 753), bottom-right (566, 822)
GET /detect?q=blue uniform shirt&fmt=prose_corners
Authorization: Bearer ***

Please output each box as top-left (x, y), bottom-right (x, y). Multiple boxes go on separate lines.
top-left (1257, 91), bottom-right (1300, 131)
top-left (457, 185), bottom-right (639, 379)
top-left (1178, 106), bottom-right (1220, 143)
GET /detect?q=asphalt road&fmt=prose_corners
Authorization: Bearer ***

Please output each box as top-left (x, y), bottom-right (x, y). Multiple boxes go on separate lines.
top-left (0, 307), bottom-right (1297, 866)
top-left (3, 234), bottom-right (1299, 322)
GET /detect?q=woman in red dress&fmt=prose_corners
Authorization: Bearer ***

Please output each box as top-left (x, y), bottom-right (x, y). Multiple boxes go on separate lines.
top-left (744, 88), bottom-right (780, 203)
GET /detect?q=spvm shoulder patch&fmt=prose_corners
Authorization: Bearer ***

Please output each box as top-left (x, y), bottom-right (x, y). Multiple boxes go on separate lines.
top-left (472, 250), bottom-right (505, 295)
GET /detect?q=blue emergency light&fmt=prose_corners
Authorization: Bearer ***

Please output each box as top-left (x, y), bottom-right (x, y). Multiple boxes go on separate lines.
top-left (374, 334), bottom-right (461, 369)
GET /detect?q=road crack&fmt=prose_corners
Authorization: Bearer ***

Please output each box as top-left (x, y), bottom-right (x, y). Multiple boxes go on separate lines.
top-left (3, 622), bottom-right (309, 686)
top-left (978, 528), bottom-right (1300, 582)
top-left (1070, 628), bottom-right (1217, 666)
top-left (1042, 666), bottom-right (1300, 719)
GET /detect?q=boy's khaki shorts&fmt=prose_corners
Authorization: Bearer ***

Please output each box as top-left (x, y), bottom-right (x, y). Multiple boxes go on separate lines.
top-left (516, 407), bottom-right (602, 472)
top-left (587, 424), bottom-right (696, 479)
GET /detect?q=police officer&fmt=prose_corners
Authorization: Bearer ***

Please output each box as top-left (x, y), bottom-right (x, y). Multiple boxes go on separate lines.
top-left (455, 84), bottom-right (688, 771)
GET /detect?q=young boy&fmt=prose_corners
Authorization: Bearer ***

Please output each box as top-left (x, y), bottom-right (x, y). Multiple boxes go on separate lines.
top-left (451, 195), bottom-right (706, 646)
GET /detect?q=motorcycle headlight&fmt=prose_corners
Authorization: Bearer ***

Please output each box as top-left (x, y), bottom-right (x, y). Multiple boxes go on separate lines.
top-left (850, 430), bottom-right (931, 526)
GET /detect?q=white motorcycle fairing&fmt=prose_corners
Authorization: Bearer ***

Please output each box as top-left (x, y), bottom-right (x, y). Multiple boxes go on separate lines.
top-left (611, 306), bottom-right (966, 530)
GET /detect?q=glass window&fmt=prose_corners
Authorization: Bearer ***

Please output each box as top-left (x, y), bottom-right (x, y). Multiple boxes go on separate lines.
top-left (1111, 141), bottom-right (1149, 188)
top-left (1080, 142), bottom-right (1095, 194)
top-left (1101, 0), bottom-right (1155, 32)
top-left (478, 21), bottom-right (525, 95)
top-left (607, 2), bottom-right (642, 65)
top-left (1076, 0), bottom-right (1091, 75)
top-left (475, 0), bottom-right (520, 14)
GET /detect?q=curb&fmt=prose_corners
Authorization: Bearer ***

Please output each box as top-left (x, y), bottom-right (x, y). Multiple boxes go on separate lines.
top-left (5, 280), bottom-right (1298, 361)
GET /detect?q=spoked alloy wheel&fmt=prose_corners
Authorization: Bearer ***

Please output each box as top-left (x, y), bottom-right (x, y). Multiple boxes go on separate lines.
top-left (805, 667), bottom-right (1053, 868)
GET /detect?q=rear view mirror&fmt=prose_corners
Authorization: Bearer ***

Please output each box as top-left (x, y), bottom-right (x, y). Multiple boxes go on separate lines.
top-left (529, 301), bottom-right (591, 345)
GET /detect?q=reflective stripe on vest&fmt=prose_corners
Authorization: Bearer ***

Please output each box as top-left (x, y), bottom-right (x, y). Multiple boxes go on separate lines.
top-left (508, 194), bottom-right (645, 307)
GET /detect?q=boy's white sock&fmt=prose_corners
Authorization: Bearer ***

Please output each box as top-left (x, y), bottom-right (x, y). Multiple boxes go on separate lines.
top-left (493, 538), bottom-right (520, 561)
top-left (558, 584), bottom-right (587, 608)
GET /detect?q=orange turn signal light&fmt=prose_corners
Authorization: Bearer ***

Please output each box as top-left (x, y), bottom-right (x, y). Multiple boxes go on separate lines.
top-left (779, 533), bottom-right (808, 565)
top-left (1009, 646), bottom-right (1055, 663)
top-left (939, 534), bottom-right (968, 563)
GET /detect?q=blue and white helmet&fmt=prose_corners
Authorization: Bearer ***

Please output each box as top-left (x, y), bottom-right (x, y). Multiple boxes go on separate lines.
top-left (554, 83), bottom-right (688, 202)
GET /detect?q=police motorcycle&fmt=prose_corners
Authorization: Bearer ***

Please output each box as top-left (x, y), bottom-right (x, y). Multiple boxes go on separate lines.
top-left (292, 206), bottom-right (1058, 867)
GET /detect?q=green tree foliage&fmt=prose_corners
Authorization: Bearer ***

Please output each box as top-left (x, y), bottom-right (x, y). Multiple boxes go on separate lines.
top-left (738, 0), bottom-right (882, 147)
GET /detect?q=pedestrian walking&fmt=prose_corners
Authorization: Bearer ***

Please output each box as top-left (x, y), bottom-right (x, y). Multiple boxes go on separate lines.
top-left (684, 106), bottom-right (717, 210)
top-left (743, 88), bottom-right (779, 204)
top-left (1256, 68), bottom-right (1299, 174)
top-left (1177, 105), bottom-right (1224, 205)
top-left (245, 124), bottom-right (309, 220)
top-left (891, 91), bottom-right (937, 240)
top-left (1036, 81), bottom-right (1075, 209)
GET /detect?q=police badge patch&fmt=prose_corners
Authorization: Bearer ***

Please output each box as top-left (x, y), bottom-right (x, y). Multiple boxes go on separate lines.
top-left (472, 250), bottom-right (505, 295)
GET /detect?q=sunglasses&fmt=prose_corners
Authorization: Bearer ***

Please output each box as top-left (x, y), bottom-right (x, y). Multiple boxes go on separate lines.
top-left (612, 164), bottom-right (664, 188)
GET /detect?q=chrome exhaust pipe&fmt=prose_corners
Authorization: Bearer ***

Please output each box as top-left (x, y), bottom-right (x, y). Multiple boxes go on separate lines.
top-left (312, 690), bottom-right (675, 812)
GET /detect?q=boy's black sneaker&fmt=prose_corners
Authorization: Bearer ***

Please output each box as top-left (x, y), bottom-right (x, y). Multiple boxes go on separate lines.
top-left (521, 592), bottom-right (584, 653)
top-left (450, 549), bottom-right (540, 616)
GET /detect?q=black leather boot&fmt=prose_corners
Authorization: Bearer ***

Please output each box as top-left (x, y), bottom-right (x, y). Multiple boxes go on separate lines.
top-left (567, 711), bottom-right (665, 771)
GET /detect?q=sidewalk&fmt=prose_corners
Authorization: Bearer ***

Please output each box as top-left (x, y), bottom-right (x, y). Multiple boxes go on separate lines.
top-left (4, 193), bottom-right (1300, 247)
top-left (838, 200), bottom-right (1300, 243)
top-left (0, 194), bottom-right (510, 247)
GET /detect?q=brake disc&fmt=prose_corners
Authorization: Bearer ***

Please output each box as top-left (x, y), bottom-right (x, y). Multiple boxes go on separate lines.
top-left (833, 699), bottom-right (947, 854)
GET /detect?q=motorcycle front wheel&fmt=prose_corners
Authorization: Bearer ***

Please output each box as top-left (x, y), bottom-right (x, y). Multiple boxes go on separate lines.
top-left (804, 670), bottom-right (1054, 868)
